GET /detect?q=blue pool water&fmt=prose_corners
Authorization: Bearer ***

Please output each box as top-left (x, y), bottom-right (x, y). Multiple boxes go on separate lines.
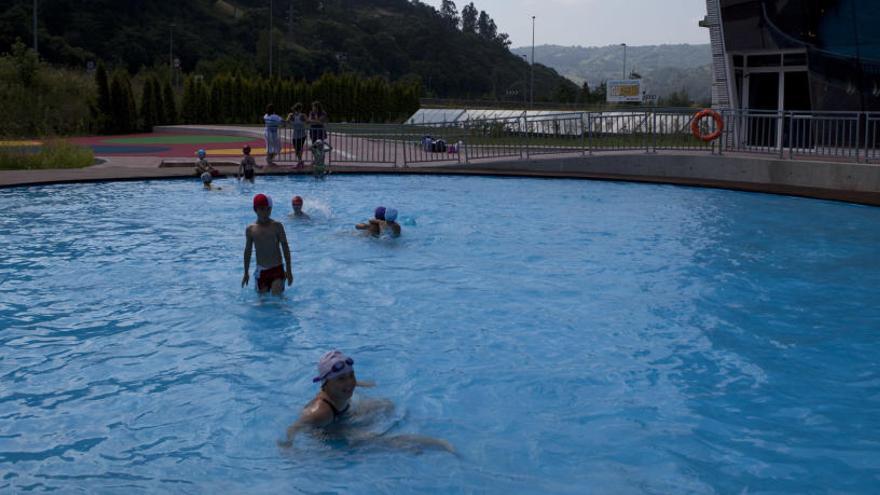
top-left (1, 175), bottom-right (879, 493)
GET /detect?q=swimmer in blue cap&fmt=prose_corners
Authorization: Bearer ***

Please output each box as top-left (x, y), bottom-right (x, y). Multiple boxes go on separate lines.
top-left (279, 350), bottom-right (454, 454)
top-left (355, 206), bottom-right (385, 236)
top-left (383, 208), bottom-right (401, 237)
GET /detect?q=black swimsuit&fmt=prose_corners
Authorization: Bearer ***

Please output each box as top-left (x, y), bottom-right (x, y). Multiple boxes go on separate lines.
top-left (321, 398), bottom-right (350, 421)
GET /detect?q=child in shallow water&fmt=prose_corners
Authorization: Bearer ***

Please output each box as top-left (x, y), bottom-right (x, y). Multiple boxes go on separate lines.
top-left (242, 194), bottom-right (293, 295)
top-left (290, 196), bottom-right (310, 220)
top-left (279, 350), bottom-right (454, 454)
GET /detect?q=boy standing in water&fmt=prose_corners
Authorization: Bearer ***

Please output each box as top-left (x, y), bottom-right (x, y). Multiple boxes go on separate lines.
top-left (239, 145), bottom-right (256, 182)
top-left (242, 194), bottom-right (294, 295)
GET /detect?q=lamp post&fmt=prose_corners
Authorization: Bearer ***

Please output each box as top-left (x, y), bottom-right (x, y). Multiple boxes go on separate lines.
top-left (530, 15), bottom-right (535, 109)
top-left (33, 0), bottom-right (38, 55)
top-left (268, 0), bottom-right (273, 77)
top-left (521, 54), bottom-right (528, 106)
top-left (621, 43), bottom-right (627, 79)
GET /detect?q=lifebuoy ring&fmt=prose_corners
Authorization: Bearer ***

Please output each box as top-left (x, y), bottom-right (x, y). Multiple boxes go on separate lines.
top-left (691, 109), bottom-right (724, 142)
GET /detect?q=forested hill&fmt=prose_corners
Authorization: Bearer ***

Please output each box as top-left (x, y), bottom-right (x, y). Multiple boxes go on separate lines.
top-left (0, 0), bottom-right (577, 100)
top-left (512, 44), bottom-right (712, 102)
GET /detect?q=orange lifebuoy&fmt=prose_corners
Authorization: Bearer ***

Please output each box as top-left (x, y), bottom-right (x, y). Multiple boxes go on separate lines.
top-left (691, 109), bottom-right (724, 142)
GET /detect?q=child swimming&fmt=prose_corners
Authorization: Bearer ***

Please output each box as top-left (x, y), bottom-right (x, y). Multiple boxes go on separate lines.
top-left (355, 206), bottom-right (385, 236)
top-left (279, 350), bottom-right (454, 454)
top-left (290, 196), bottom-right (310, 220)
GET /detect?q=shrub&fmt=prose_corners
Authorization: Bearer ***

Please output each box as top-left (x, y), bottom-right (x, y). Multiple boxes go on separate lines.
top-left (0, 41), bottom-right (96, 137)
top-left (0, 140), bottom-right (95, 170)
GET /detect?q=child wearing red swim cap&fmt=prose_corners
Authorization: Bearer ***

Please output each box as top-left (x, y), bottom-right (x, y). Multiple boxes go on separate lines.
top-left (238, 145), bottom-right (256, 183)
top-left (290, 195), bottom-right (310, 220)
top-left (242, 193), bottom-right (294, 295)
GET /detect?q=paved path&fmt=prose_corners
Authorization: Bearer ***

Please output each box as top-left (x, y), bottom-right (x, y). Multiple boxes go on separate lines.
top-left (2, 125), bottom-right (878, 206)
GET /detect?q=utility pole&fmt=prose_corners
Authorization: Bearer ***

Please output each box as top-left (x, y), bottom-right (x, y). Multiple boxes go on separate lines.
top-left (169, 23), bottom-right (175, 72)
top-left (33, 0), bottom-right (38, 55)
top-left (530, 15), bottom-right (535, 109)
top-left (621, 43), bottom-right (627, 79)
top-left (268, 0), bottom-right (273, 77)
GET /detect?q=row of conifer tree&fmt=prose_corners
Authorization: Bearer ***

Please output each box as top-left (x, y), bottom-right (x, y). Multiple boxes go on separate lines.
top-left (93, 64), bottom-right (422, 134)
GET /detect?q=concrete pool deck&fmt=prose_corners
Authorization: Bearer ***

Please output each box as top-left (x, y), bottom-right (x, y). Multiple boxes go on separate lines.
top-left (1, 125), bottom-right (879, 207)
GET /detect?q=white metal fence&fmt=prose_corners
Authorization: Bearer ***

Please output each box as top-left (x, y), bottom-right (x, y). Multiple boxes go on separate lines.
top-left (269, 109), bottom-right (880, 167)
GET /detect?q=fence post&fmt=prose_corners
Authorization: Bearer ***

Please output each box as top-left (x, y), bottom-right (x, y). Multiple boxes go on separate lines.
top-left (402, 126), bottom-right (409, 168)
top-left (581, 112), bottom-right (587, 157)
top-left (651, 111), bottom-right (657, 153)
top-left (523, 112), bottom-right (530, 160)
top-left (865, 116), bottom-right (871, 164)
top-left (779, 112), bottom-right (786, 160)
top-left (588, 112), bottom-right (593, 155)
top-left (856, 114), bottom-right (862, 163)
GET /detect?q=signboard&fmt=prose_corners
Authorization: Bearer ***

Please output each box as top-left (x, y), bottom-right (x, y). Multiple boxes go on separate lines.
top-left (606, 79), bottom-right (643, 103)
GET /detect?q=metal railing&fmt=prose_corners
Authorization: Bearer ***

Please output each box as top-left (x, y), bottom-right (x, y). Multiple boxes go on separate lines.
top-left (266, 110), bottom-right (880, 168)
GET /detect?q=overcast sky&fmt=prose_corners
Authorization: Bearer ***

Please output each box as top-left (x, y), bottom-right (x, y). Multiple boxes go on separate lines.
top-left (421, 0), bottom-right (710, 48)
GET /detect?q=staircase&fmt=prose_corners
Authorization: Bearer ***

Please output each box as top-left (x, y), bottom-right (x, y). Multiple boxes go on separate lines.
top-left (704, 0), bottom-right (732, 109)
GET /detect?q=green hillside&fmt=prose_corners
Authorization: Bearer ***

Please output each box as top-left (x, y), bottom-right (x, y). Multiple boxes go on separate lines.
top-left (512, 44), bottom-right (712, 102)
top-left (0, 0), bottom-right (577, 100)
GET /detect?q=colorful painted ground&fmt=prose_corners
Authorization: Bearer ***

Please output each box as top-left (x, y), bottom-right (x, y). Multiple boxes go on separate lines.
top-left (61, 132), bottom-right (281, 157)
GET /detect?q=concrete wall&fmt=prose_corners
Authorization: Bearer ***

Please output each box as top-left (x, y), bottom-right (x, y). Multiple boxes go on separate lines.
top-left (438, 154), bottom-right (880, 205)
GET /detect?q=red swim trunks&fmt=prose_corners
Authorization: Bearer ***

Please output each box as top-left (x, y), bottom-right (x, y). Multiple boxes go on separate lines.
top-left (256, 265), bottom-right (285, 291)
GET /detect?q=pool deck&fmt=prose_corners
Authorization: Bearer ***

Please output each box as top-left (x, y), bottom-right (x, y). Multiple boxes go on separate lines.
top-left (2, 125), bottom-right (879, 206)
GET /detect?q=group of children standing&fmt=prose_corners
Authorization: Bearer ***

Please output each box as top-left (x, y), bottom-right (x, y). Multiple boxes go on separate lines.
top-left (265, 101), bottom-right (329, 168)
top-left (195, 100), bottom-right (330, 186)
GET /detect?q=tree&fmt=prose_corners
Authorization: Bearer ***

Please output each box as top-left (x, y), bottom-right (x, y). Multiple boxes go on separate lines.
top-left (663, 88), bottom-right (691, 107)
top-left (94, 62), bottom-right (112, 132)
top-left (477, 11), bottom-right (491, 39)
top-left (578, 81), bottom-right (591, 104)
top-left (461, 3), bottom-right (478, 33)
top-left (440, 0), bottom-right (459, 29)
top-left (554, 81), bottom-right (578, 103)
top-left (162, 79), bottom-right (177, 124)
top-left (152, 77), bottom-right (166, 125)
top-left (139, 77), bottom-right (158, 131)
top-left (109, 71), bottom-right (136, 133)
top-left (9, 40), bottom-right (38, 87)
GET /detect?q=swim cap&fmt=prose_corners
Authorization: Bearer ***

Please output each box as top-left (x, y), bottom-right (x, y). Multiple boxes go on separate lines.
top-left (385, 208), bottom-right (398, 222)
top-left (253, 193), bottom-right (273, 209)
top-left (292, 195), bottom-right (303, 206)
top-left (243, 145), bottom-right (251, 154)
top-left (197, 149), bottom-right (206, 158)
top-left (200, 172), bottom-right (212, 183)
top-left (312, 350), bottom-right (354, 384)
top-left (374, 206), bottom-right (386, 220)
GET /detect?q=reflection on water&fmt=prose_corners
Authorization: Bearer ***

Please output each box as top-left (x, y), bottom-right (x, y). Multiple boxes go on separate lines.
top-left (0, 176), bottom-right (879, 493)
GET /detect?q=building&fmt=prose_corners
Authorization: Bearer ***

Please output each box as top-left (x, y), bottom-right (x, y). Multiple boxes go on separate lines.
top-left (704, 0), bottom-right (880, 112)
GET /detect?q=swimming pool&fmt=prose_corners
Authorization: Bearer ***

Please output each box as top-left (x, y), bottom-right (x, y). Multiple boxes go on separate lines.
top-left (1, 175), bottom-right (878, 493)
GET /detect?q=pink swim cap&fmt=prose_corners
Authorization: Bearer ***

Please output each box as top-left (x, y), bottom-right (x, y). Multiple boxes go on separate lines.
top-left (312, 350), bottom-right (355, 383)
top-left (253, 193), bottom-right (272, 209)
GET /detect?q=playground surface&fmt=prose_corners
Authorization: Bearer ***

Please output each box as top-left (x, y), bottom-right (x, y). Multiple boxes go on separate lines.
top-left (66, 131), bottom-right (280, 158)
